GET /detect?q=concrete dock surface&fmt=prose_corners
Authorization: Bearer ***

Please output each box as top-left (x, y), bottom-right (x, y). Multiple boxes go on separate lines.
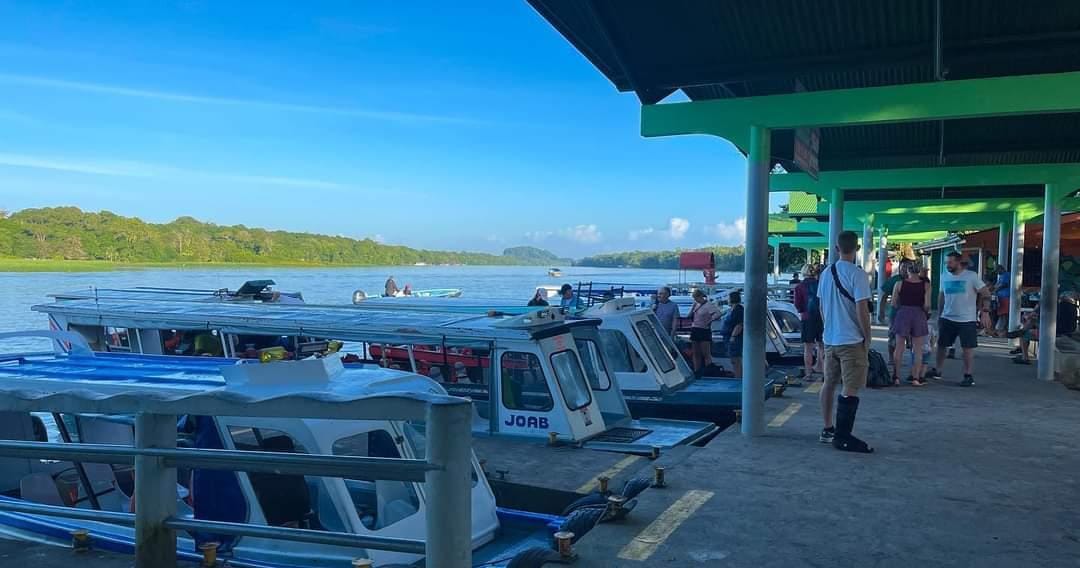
top-left (573, 328), bottom-right (1080, 567)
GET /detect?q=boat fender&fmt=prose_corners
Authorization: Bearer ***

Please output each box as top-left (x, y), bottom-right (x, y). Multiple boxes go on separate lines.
top-left (506, 546), bottom-right (568, 567)
top-left (621, 476), bottom-right (652, 500)
top-left (559, 493), bottom-right (607, 516)
top-left (557, 507), bottom-right (605, 543)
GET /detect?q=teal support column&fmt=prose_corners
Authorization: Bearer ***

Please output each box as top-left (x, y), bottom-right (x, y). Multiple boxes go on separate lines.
top-left (997, 222), bottom-right (1009, 269)
top-left (742, 124), bottom-right (770, 437)
top-left (1008, 213), bottom-right (1026, 347)
top-left (828, 188), bottom-right (844, 255)
top-left (1038, 186), bottom-right (1062, 381)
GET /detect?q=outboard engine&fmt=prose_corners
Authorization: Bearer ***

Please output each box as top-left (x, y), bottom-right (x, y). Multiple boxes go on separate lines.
top-left (352, 289), bottom-right (368, 304)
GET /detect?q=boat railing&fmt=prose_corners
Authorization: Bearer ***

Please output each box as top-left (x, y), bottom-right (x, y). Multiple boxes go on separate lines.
top-left (0, 333), bottom-right (475, 568)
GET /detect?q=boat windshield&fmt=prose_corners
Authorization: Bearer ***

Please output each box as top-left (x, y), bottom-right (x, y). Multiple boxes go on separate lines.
top-left (402, 421), bottom-right (479, 487)
top-left (549, 349), bottom-right (592, 410)
top-left (574, 337), bottom-right (612, 391)
top-left (634, 318), bottom-right (676, 374)
top-left (597, 329), bottom-right (647, 373)
top-left (654, 321), bottom-right (694, 379)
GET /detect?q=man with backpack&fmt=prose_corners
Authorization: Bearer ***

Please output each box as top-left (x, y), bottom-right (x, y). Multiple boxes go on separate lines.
top-left (817, 231), bottom-right (874, 453)
top-left (793, 264), bottom-right (825, 379)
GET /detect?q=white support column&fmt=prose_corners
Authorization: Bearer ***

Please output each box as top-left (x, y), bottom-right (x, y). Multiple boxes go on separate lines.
top-left (135, 413), bottom-right (178, 568)
top-left (1038, 186), bottom-right (1062, 381)
top-left (772, 241), bottom-right (781, 283)
top-left (862, 223), bottom-right (873, 273)
top-left (977, 248), bottom-right (985, 279)
top-left (1008, 213), bottom-right (1025, 348)
top-left (877, 229), bottom-right (888, 324)
top-left (742, 124), bottom-right (770, 437)
top-left (998, 222), bottom-right (1009, 269)
top-left (425, 400), bottom-right (474, 567)
top-left (828, 188), bottom-right (844, 259)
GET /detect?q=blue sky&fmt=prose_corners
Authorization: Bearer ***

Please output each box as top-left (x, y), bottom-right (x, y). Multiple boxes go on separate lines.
top-left (0, 1), bottom-right (773, 257)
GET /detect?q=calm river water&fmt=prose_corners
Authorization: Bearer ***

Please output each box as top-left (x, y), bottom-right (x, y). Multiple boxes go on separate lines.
top-left (0, 265), bottom-right (746, 353)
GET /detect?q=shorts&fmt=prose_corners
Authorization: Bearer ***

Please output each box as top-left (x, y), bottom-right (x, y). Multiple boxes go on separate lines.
top-left (690, 327), bottom-right (711, 342)
top-left (727, 336), bottom-right (743, 359)
top-left (800, 313), bottom-right (823, 343)
top-left (996, 297), bottom-right (1009, 317)
top-left (824, 342), bottom-right (868, 390)
top-left (939, 318), bottom-right (978, 349)
top-left (891, 305), bottom-right (929, 338)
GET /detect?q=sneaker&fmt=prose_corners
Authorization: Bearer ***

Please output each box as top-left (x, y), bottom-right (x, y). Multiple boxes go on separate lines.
top-left (1009, 347), bottom-right (1022, 355)
top-left (924, 368), bottom-right (941, 379)
top-left (960, 375), bottom-right (975, 387)
top-left (819, 427), bottom-right (835, 444)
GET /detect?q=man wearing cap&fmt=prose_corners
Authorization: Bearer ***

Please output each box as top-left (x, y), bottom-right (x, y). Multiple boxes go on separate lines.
top-left (559, 284), bottom-right (582, 312)
top-left (928, 251), bottom-right (990, 386)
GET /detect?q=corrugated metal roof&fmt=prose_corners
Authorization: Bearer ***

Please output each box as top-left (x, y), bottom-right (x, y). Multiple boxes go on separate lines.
top-left (529, 0), bottom-right (1080, 171)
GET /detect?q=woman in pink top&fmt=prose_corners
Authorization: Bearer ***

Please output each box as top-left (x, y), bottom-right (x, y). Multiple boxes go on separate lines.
top-left (689, 289), bottom-right (722, 377)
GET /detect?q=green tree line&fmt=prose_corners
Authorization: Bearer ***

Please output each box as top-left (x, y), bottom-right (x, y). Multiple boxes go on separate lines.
top-left (0, 207), bottom-right (553, 266)
top-left (576, 246), bottom-right (747, 270)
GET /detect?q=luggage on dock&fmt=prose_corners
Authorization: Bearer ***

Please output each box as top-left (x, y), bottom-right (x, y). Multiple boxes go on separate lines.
top-left (867, 349), bottom-right (892, 388)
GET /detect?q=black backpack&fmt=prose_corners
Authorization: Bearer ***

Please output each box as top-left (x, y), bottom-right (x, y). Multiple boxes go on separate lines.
top-left (867, 349), bottom-right (892, 388)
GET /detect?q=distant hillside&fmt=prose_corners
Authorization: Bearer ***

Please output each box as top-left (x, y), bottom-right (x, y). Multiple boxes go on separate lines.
top-left (0, 207), bottom-right (526, 266)
top-left (576, 246), bottom-right (746, 270)
top-left (502, 245), bottom-right (570, 265)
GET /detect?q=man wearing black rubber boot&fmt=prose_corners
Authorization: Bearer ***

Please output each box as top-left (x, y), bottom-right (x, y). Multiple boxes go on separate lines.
top-left (817, 231), bottom-right (874, 453)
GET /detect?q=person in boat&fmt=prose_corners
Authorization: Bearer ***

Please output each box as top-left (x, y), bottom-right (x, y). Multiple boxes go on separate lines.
top-left (193, 332), bottom-right (224, 357)
top-left (403, 284), bottom-right (413, 296)
top-left (528, 289), bottom-right (549, 307)
top-left (559, 283), bottom-right (582, 312)
top-left (384, 276), bottom-right (400, 297)
top-left (654, 286), bottom-right (680, 339)
top-left (689, 289), bottom-right (722, 378)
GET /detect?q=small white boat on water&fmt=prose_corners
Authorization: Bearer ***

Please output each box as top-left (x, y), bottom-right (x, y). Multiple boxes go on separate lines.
top-left (547, 268), bottom-right (562, 278)
top-left (352, 288), bottom-right (463, 303)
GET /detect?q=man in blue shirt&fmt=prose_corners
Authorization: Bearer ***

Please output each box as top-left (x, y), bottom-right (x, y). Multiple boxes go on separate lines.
top-left (559, 284), bottom-right (582, 312)
top-left (992, 265), bottom-right (1011, 336)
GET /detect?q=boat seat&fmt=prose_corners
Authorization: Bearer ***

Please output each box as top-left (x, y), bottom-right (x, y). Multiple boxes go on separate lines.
top-left (20, 472), bottom-right (65, 506)
top-left (248, 436), bottom-right (312, 527)
top-left (375, 479), bottom-right (417, 528)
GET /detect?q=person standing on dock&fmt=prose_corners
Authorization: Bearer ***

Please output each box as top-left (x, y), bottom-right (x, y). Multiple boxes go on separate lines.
top-left (817, 231), bottom-right (874, 453)
top-left (927, 251), bottom-right (990, 387)
top-left (691, 289), bottom-right (723, 377)
top-left (793, 264), bottom-right (824, 379)
top-left (654, 286), bottom-right (680, 338)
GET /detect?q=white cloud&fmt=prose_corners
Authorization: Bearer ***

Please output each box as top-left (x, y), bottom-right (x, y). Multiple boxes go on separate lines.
top-left (628, 217), bottom-right (690, 241)
top-left (705, 217), bottom-right (747, 244)
top-left (370, 234), bottom-right (386, 243)
top-left (0, 72), bottom-right (475, 125)
top-left (0, 151), bottom-right (345, 190)
top-left (667, 217), bottom-right (690, 240)
top-left (559, 224), bottom-right (601, 243)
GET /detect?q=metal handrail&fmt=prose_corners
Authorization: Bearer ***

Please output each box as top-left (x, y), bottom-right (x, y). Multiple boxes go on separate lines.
top-left (0, 403), bottom-right (473, 568)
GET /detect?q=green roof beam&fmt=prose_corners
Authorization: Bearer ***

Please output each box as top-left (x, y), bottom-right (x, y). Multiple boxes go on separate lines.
top-left (770, 164), bottom-right (1080, 196)
top-left (642, 71), bottom-right (1080, 150)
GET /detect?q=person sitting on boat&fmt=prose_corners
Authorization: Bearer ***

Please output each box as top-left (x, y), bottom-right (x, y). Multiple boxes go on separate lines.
top-left (403, 284), bottom-right (413, 296)
top-left (453, 361), bottom-right (472, 383)
top-left (559, 283), bottom-right (582, 312)
top-left (384, 276), bottom-right (400, 297)
top-left (528, 289), bottom-right (549, 307)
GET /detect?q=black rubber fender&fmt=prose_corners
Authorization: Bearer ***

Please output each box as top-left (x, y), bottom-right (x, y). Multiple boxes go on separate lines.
top-left (506, 546), bottom-right (565, 567)
top-left (559, 492), bottom-right (607, 516)
top-left (558, 505), bottom-right (605, 542)
top-left (621, 476), bottom-right (651, 500)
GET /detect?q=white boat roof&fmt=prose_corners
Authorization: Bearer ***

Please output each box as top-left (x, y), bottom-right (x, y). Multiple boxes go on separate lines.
top-left (34, 297), bottom-right (596, 346)
top-left (49, 281), bottom-right (301, 303)
top-left (0, 352), bottom-right (459, 421)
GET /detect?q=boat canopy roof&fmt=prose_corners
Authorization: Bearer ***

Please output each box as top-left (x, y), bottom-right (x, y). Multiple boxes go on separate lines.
top-left (34, 297), bottom-right (599, 347)
top-left (49, 280), bottom-right (300, 303)
top-left (0, 350), bottom-right (459, 421)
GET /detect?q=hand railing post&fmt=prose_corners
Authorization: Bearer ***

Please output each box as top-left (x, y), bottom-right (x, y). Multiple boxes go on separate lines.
top-left (424, 400), bottom-right (473, 568)
top-left (135, 413), bottom-right (177, 568)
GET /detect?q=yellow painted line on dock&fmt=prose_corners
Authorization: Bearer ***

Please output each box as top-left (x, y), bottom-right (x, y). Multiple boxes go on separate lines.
top-left (617, 489), bottom-right (714, 561)
top-left (804, 381), bottom-right (822, 394)
top-left (576, 455), bottom-right (642, 493)
top-left (768, 402), bottom-right (802, 428)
